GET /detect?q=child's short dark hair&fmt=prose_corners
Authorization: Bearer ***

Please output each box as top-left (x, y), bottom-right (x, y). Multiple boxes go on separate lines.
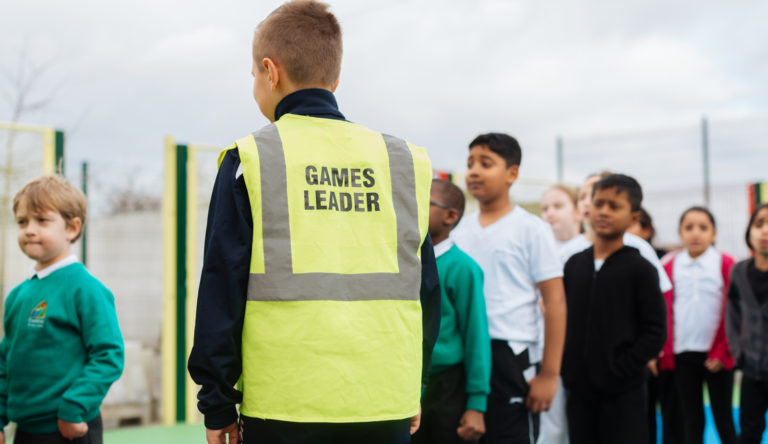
top-left (592, 174), bottom-right (643, 211)
top-left (638, 207), bottom-right (656, 240)
top-left (746, 203), bottom-right (768, 251)
top-left (254, 0), bottom-right (342, 87)
top-left (679, 206), bottom-right (716, 229)
top-left (469, 133), bottom-right (522, 167)
top-left (431, 179), bottom-right (465, 226)
top-left (13, 175), bottom-right (87, 243)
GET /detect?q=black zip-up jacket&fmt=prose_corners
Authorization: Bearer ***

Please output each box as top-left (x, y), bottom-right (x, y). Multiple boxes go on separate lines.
top-left (561, 245), bottom-right (666, 395)
top-left (187, 89), bottom-right (442, 429)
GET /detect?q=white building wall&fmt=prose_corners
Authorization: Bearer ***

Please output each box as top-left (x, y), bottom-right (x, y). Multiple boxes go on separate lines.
top-left (86, 211), bottom-right (164, 347)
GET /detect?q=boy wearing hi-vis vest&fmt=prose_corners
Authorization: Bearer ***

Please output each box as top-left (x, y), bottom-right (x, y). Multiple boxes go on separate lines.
top-left (187, 2), bottom-right (441, 444)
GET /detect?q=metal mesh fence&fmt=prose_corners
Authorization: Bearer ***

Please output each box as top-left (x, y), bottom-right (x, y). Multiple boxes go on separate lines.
top-left (188, 146), bottom-right (220, 309)
top-left (24, 114), bottom-right (763, 426)
top-left (79, 159), bottom-right (164, 348)
top-left (69, 139), bottom-right (222, 425)
top-left (0, 123), bottom-right (59, 302)
top-left (560, 116), bottom-right (768, 258)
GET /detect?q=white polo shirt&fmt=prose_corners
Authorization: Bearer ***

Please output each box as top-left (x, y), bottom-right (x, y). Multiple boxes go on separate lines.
top-left (452, 206), bottom-right (563, 363)
top-left (673, 246), bottom-right (724, 354)
top-left (28, 255), bottom-right (78, 280)
top-left (559, 232), bottom-right (673, 293)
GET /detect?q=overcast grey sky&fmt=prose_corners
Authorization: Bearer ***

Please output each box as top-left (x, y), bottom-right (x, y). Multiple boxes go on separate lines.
top-left (1, 0), bottom-right (767, 199)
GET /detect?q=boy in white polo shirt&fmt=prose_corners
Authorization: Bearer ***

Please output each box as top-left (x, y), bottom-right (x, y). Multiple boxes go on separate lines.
top-left (452, 133), bottom-right (566, 443)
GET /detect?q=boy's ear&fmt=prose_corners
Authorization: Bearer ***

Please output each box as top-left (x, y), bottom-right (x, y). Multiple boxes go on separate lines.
top-left (66, 217), bottom-right (82, 243)
top-left (331, 78), bottom-right (340, 92)
top-left (262, 57), bottom-right (280, 90)
top-left (444, 208), bottom-right (460, 228)
top-left (630, 210), bottom-right (641, 225)
top-left (506, 164), bottom-right (519, 185)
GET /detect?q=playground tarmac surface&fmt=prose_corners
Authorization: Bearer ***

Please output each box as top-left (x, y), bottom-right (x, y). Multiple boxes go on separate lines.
top-left (104, 416), bottom-right (768, 444)
top-left (9, 423), bottom-right (203, 444)
top-left (9, 411), bottom-right (768, 443)
top-left (104, 423), bottom-right (203, 443)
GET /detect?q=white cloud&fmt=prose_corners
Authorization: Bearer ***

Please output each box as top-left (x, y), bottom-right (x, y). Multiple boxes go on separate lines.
top-left (144, 26), bottom-right (237, 63)
top-left (0, 0), bottom-right (766, 201)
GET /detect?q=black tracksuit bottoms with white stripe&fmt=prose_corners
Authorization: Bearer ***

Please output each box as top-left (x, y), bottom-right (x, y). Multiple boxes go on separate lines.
top-left (481, 340), bottom-right (539, 444)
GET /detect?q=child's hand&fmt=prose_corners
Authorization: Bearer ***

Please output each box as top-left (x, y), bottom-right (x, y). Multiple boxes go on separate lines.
top-left (58, 419), bottom-right (88, 439)
top-left (0, 430), bottom-right (4, 444)
top-left (457, 409), bottom-right (485, 441)
top-left (205, 423), bottom-right (238, 444)
top-left (409, 405), bottom-right (421, 435)
top-left (647, 359), bottom-right (659, 377)
top-left (526, 373), bottom-right (558, 413)
top-left (705, 359), bottom-right (724, 373)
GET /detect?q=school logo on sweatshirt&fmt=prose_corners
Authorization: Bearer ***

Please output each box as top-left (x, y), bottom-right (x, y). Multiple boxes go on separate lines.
top-left (28, 301), bottom-right (47, 328)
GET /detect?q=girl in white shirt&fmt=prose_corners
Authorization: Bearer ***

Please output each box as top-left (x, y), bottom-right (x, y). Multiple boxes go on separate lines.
top-left (538, 185), bottom-right (581, 444)
top-left (660, 207), bottom-right (737, 444)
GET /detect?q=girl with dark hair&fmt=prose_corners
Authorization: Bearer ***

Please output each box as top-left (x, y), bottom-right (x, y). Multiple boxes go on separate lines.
top-left (627, 207), bottom-right (667, 259)
top-left (659, 206), bottom-right (737, 444)
top-left (629, 207), bottom-right (682, 444)
top-left (726, 203), bottom-right (768, 444)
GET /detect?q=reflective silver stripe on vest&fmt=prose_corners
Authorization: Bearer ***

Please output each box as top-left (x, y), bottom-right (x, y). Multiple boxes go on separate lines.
top-left (246, 125), bottom-right (422, 302)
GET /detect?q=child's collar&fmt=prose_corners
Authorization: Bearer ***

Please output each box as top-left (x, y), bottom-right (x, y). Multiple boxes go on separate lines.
top-left (274, 88), bottom-right (345, 122)
top-left (29, 255), bottom-right (78, 280)
top-left (433, 237), bottom-right (455, 258)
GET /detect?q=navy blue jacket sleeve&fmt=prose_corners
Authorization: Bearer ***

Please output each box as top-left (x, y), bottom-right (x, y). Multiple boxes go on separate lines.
top-left (420, 234), bottom-right (442, 389)
top-left (188, 149), bottom-right (251, 430)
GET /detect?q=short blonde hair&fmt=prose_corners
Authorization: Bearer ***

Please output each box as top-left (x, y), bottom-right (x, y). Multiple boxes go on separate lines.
top-left (253, 0), bottom-right (342, 87)
top-left (13, 175), bottom-right (86, 243)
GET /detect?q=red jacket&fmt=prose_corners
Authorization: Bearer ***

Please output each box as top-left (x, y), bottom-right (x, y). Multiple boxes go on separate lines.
top-left (659, 250), bottom-right (735, 371)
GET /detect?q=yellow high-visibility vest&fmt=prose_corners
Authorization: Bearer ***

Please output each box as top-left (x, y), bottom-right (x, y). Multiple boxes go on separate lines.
top-left (220, 114), bottom-right (432, 423)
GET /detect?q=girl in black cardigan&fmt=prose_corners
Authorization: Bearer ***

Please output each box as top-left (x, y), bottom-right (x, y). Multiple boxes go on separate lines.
top-left (726, 203), bottom-right (768, 444)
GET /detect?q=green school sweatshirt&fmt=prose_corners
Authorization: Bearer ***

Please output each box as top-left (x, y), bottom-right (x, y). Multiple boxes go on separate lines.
top-left (431, 243), bottom-right (491, 412)
top-left (0, 263), bottom-right (124, 433)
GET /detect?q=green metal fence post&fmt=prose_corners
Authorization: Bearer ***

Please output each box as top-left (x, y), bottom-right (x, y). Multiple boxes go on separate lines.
top-left (175, 144), bottom-right (188, 422)
top-left (81, 161), bottom-right (88, 266)
top-left (55, 130), bottom-right (65, 175)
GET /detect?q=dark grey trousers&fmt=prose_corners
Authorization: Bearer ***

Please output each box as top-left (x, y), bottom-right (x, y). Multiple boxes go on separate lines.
top-left (15, 415), bottom-right (102, 444)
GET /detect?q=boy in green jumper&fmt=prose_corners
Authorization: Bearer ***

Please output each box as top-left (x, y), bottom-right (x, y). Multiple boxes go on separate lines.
top-left (413, 179), bottom-right (491, 444)
top-left (0, 175), bottom-right (124, 444)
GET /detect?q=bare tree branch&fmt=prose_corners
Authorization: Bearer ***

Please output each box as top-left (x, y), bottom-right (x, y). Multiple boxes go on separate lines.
top-left (106, 169), bottom-right (162, 214)
top-left (3, 45), bottom-right (61, 123)
top-left (19, 98), bottom-right (52, 113)
top-left (0, 43), bottom-right (62, 320)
